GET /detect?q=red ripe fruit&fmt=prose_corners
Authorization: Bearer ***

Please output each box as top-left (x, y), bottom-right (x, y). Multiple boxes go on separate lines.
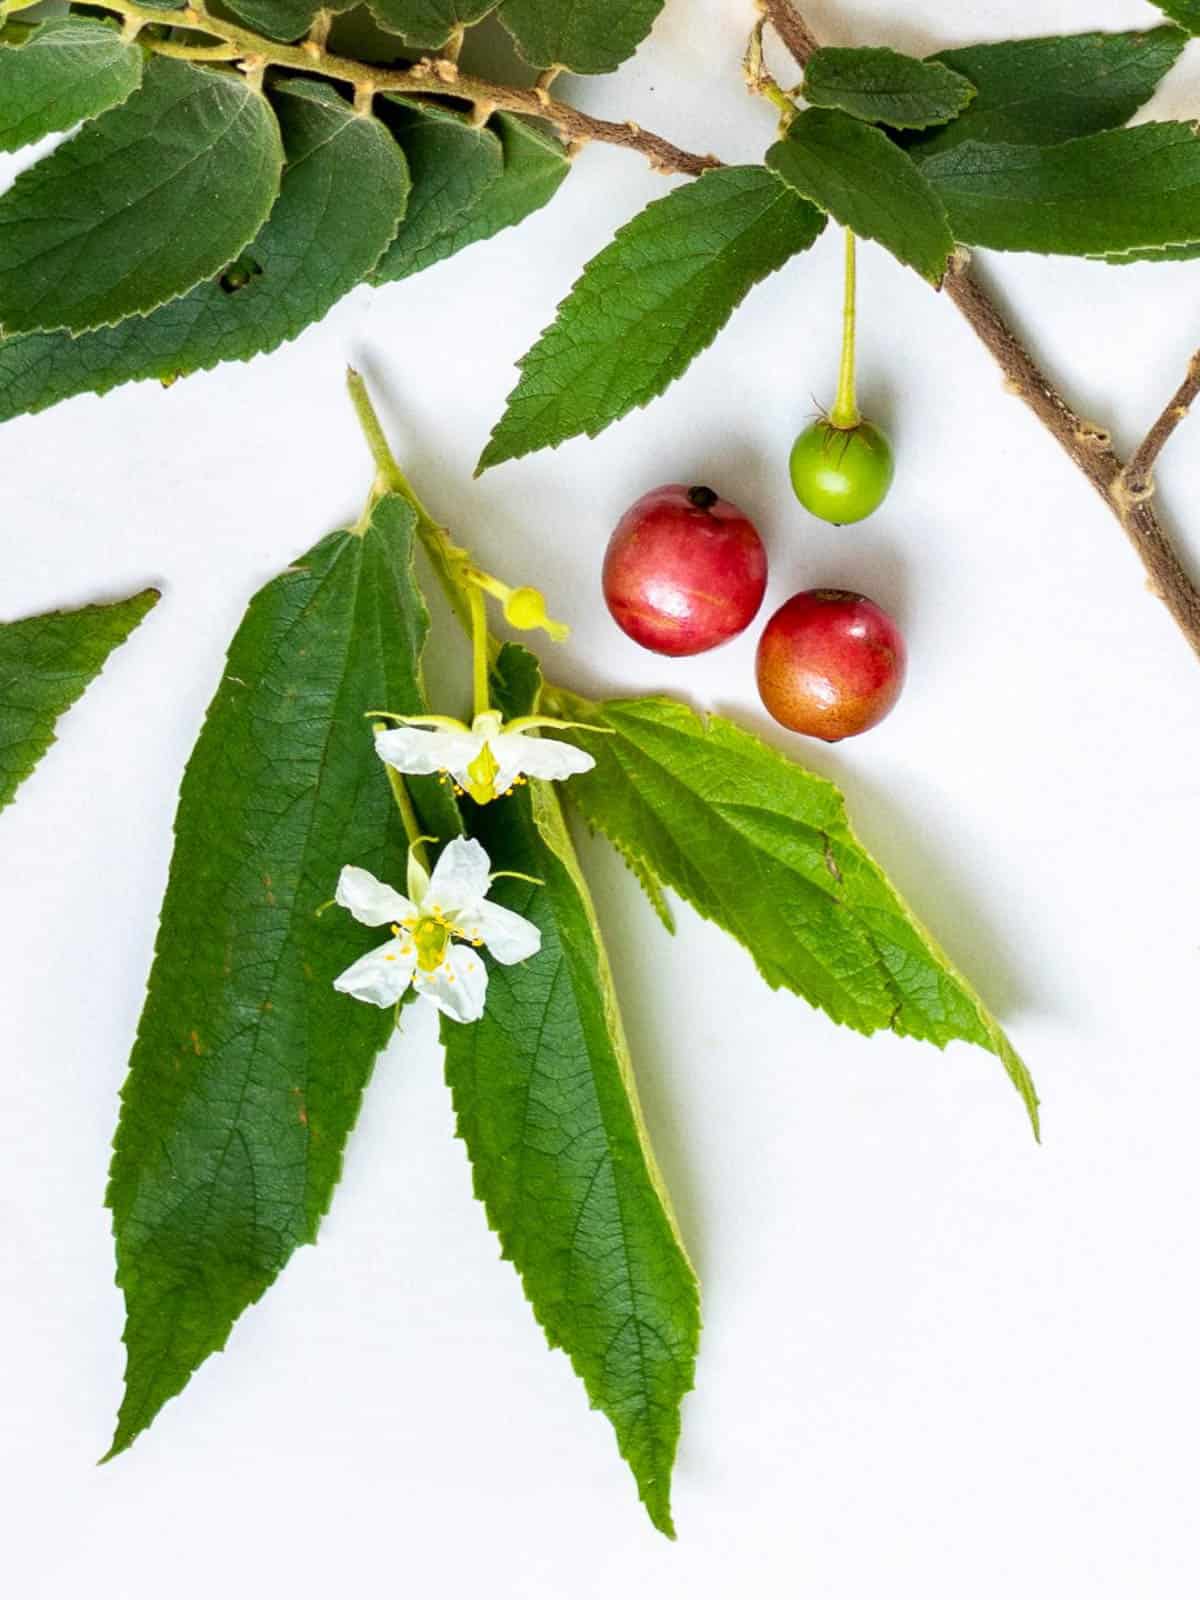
top-left (603, 483), bottom-right (768, 656)
top-left (756, 589), bottom-right (906, 741)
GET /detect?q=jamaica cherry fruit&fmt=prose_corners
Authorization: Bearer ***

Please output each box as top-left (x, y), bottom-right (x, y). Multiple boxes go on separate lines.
top-left (603, 483), bottom-right (767, 656)
top-left (756, 588), bottom-right (906, 741)
top-left (789, 418), bottom-right (895, 525)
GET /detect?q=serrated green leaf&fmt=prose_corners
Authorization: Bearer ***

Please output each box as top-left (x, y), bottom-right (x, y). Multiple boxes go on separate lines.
top-left (905, 29), bottom-right (1187, 161)
top-left (766, 108), bottom-right (954, 282)
top-left (1100, 240), bottom-right (1200, 264)
top-left (0, 56), bottom-right (283, 336)
top-left (444, 646), bottom-right (697, 1536)
top-left (218, 0), bottom-right (348, 41)
top-left (0, 16), bottom-right (142, 154)
top-left (499, 0), bottom-right (663, 73)
top-left (923, 123), bottom-right (1200, 258)
top-left (0, 79), bottom-right (407, 423)
top-left (0, 589), bottom-right (158, 814)
top-left (369, 0), bottom-right (500, 47)
top-left (1152, 3), bottom-right (1200, 34)
top-left (478, 165), bottom-right (824, 471)
top-left (803, 45), bottom-right (975, 130)
top-left (374, 102), bottom-right (567, 284)
top-left (545, 690), bottom-right (1039, 1136)
top-left (105, 495), bottom-right (459, 1458)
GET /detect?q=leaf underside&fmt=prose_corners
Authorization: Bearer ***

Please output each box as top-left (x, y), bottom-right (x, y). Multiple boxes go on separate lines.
top-left (105, 496), bottom-right (459, 1459)
top-left (443, 646), bottom-right (698, 1536)
top-left (904, 27), bottom-right (1188, 160)
top-left (369, 0), bottom-right (501, 48)
top-left (0, 16), bottom-right (143, 154)
top-left (550, 691), bottom-right (1039, 1136)
top-left (0, 55), bottom-right (283, 336)
top-left (478, 165), bottom-right (825, 471)
top-left (0, 588), bottom-right (159, 814)
top-left (767, 109), bottom-right (954, 282)
top-left (802, 45), bottom-right (976, 130)
top-left (0, 79), bottom-right (409, 422)
top-left (499, 0), bottom-right (665, 73)
top-left (374, 100), bottom-right (568, 284)
top-left (923, 122), bottom-right (1200, 257)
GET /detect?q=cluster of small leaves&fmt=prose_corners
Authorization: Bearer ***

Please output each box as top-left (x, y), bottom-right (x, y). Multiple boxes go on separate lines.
top-left (481, 23), bottom-right (1195, 466)
top-left (0, 7), bottom-right (573, 419)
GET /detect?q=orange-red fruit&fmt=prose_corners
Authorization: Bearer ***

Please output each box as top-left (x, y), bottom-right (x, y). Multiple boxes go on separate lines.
top-left (603, 483), bottom-right (768, 656)
top-left (756, 589), bottom-right (906, 741)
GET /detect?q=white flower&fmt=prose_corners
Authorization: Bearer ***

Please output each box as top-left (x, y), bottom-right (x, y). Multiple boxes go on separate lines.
top-left (374, 710), bottom-right (595, 805)
top-left (331, 837), bottom-right (540, 1024)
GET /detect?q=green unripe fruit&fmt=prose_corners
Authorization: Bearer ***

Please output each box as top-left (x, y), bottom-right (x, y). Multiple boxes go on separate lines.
top-left (789, 418), bottom-right (895, 525)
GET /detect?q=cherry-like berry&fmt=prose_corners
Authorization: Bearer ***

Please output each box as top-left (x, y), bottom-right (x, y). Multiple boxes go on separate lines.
top-left (603, 483), bottom-right (767, 656)
top-left (789, 418), bottom-right (894, 525)
top-left (756, 588), bottom-right (906, 741)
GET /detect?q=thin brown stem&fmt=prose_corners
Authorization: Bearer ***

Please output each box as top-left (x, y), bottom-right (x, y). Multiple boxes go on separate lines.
top-left (77, 0), bottom-right (719, 177)
top-left (765, 5), bottom-right (1200, 663)
top-left (1124, 350), bottom-right (1200, 500)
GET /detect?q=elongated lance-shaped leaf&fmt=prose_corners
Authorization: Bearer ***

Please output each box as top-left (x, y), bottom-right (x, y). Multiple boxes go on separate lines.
top-left (544, 690), bottom-right (1039, 1137)
top-left (923, 123), bottom-right (1200, 258)
top-left (499, 0), bottom-right (663, 73)
top-left (0, 80), bottom-right (408, 424)
top-left (0, 589), bottom-right (158, 814)
top-left (767, 109), bottom-right (954, 282)
top-left (370, 0), bottom-right (501, 46)
top-left (905, 27), bottom-right (1187, 161)
top-left (802, 46), bottom-right (975, 130)
top-left (478, 166), bottom-right (825, 471)
top-left (0, 56), bottom-right (283, 336)
top-left (444, 646), bottom-right (698, 1536)
top-left (374, 102), bottom-right (567, 284)
top-left (105, 495), bottom-right (460, 1459)
top-left (0, 16), bottom-right (143, 154)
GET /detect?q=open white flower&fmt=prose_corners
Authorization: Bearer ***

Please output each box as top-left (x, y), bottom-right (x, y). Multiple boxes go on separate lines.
top-left (374, 710), bottom-right (595, 805)
top-left (332, 837), bottom-right (540, 1024)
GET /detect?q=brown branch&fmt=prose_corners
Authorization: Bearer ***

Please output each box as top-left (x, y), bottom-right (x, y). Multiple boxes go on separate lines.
top-left (82, 0), bottom-right (721, 178)
top-left (1124, 350), bottom-right (1200, 499)
top-left (765, 3), bottom-right (1200, 664)
top-left (758, 0), bottom-right (819, 69)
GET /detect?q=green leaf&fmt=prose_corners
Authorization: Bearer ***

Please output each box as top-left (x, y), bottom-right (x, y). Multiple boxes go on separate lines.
top-left (0, 588), bottom-right (158, 814)
top-left (923, 123), bottom-right (1200, 258)
top-left (374, 102), bottom-right (567, 284)
top-left (105, 495), bottom-right (459, 1458)
top-left (219, 0), bottom-right (348, 41)
top-left (0, 79), bottom-right (408, 422)
top-left (478, 165), bottom-right (825, 471)
top-left (369, 0), bottom-right (501, 47)
top-left (499, 0), bottom-right (664, 73)
top-left (0, 56), bottom-right (283, 336)
top-left (545, 690), bottom-right (1039, 1137)
top-left (766, 109), bottom-right (954, 282)
top-left (802, 45), bottom-right (975, 130)
top-left (0, 16), bottom-right (142, 154)
top-left (1152, 3), bottom-right (1200, 34)
top-left (905, 29), bottom-right (1187, 161)
top-left (444, 646), bottom-right (698, 1536)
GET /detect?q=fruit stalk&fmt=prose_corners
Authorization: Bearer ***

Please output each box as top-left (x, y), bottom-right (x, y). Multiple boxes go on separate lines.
top-left (831, 230), bottom-right (861, 431)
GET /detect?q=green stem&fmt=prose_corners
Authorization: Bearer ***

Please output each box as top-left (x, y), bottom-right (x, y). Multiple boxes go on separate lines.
top-left (830, 229), bottom-right (861, 431)
top-left (468, 584), bottom-right (491, 718)
top-left (373, 722), bottom-right (430, 870)
top-left (346, 369), bottom-right (473, 637)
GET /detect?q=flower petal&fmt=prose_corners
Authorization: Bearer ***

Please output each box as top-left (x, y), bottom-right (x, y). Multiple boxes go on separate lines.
top-left (413, 942), bottom-right (487, 1023)
top-left (333, 937), bottom-right (416, 1007)
top-left (335, 865), bottom-right (416, 927)
top-left (469, 900), bottom-right (541, 965)
top-left (426, 835), bottom-right (492, 915)
top-left (490, 731), bottom-right (596, 787)
top-left (376, 725), bottom-right (483, 777)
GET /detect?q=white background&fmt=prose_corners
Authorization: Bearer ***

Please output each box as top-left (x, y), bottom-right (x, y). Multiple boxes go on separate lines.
top-left (3, 1), bottom-right (1200, 1594)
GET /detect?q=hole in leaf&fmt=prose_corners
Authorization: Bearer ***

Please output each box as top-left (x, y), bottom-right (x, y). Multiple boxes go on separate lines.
top-left (218, 255), bottom-right (263, 295)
